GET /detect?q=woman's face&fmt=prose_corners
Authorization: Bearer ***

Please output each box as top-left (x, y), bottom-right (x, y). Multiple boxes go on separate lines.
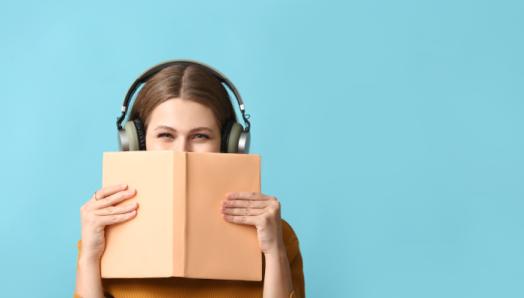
top-left (145, 98), bottom-right (221, 152)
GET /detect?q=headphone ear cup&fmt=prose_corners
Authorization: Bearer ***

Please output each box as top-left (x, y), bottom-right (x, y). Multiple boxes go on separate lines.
top-left (224, 122), bottom-right (244, 153)
top-left (133, 118), bottom-right (147, 150)
top-left (118, 127), bottom-right (128, 151)
top-left (237, 130), bottom-right (250, 154)
top-left (121, 118), bottom-right (146, 151)
top-left (122, 121), bottom-right (140, 151)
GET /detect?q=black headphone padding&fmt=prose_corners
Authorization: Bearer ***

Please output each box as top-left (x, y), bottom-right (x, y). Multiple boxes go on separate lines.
top-left (133, 118), bottom-right (146, 151)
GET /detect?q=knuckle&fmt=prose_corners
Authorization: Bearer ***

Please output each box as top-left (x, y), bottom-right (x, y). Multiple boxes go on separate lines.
top-left (267, 208), bottom-right (276, 216)
top-left (110, 194), bottom-right (121, 204)
top-left (261, 214), bottom-right (270, 223)
top-left (273, 200), bottom-right (281, 209)
top-left (81, 201), bottom-right (92, 212)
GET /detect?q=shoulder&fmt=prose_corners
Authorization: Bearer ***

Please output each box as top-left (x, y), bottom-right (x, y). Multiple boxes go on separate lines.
top-left (281, 219), bottom-right (301, 262)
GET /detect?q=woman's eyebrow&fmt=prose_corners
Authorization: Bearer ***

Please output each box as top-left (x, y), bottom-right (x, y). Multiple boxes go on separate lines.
top-left (154, 125), bottom-right (176, 131)
top-left (153, 125), bottom-right (213, 133)
top-left (190, 127), bottom-right (213, 133)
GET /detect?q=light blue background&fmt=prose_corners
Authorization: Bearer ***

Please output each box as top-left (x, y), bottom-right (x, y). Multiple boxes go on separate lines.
top-left (0, 0), bottom-right (523, 297)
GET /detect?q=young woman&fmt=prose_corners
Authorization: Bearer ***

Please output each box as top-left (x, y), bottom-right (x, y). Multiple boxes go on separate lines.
top-left (74, 61), bottom-right (305, 298)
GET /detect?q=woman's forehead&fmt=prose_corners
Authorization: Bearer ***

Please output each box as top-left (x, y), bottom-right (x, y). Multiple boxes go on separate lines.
top-left (148, 98), bottom-right (219, 130)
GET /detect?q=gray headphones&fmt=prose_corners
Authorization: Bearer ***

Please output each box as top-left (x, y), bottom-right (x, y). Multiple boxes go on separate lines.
top-left (116, 60), bottom-right (251, 153)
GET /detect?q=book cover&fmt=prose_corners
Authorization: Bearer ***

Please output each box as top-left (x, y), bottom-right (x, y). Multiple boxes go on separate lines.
top-left (100, 151), bottom-right (262, 281)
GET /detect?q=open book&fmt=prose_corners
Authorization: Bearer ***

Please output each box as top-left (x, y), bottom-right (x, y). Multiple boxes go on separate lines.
top-left (100, 151), bottom-right (262, 281)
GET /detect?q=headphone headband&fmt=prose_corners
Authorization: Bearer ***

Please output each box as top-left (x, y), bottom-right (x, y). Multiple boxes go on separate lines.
top-left (116, 59), bottom-right (251, 133)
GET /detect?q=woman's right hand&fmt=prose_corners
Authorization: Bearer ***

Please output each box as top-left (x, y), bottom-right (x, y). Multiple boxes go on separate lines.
top-left (79, 184), bottom-right (139, 261)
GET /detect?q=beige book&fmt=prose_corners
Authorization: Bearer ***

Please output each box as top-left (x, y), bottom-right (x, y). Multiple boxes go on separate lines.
top-left (100, 151), bottom-right (262, 281)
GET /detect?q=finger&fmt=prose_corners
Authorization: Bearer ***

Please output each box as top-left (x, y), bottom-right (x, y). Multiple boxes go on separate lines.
top-left (94, 202), bottom-right (139, 216)
top-left (226, 191), bottom-right (268, 200)
top-left (222, 207), bottom-right (266, 216)
top-left (93, 188), bottom-right (137, 209)
top-left (223, 214), bottom-right (259, 225)
top-left (222, 199), bottom-right (268, 208)
top-left (92, 184), bottom-right (128, 201)
top-left (98, 210), bottom-right (138, 226)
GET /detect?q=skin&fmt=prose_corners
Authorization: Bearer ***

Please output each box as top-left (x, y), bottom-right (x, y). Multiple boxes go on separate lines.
top-left (75, 98), bottom-right (294, 298)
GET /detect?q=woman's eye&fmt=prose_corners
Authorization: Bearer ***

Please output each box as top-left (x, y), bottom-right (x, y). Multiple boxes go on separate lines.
top-left (157, 133), bottom-right (174, 139)
top-left (192, 134), bottom-right (210, 140)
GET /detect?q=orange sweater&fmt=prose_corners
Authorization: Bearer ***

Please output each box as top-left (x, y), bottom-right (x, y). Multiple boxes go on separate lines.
top-left (74, 219), bottom-right (305, 298)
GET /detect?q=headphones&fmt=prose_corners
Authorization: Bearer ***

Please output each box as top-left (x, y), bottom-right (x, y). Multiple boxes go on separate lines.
top-left (116, 60), bottom-right (251, 153)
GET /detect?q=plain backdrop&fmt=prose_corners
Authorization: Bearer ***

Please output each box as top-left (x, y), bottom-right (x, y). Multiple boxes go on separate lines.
top-left (0, 1), bottom-right (523, 297)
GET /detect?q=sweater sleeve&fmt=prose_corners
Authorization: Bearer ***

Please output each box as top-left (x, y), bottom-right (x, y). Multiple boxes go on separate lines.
top-left (281, 219), bottom-right (306, 298)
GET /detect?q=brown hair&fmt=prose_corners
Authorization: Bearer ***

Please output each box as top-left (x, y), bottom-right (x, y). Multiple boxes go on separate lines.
top-left (128, 63), bottom-right (237, 133)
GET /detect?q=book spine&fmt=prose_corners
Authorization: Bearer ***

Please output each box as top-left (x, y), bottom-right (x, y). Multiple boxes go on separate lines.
top-left (183, 152), bottom-right (188, 276)
top-left (172, 152), bottom-right (187, 277)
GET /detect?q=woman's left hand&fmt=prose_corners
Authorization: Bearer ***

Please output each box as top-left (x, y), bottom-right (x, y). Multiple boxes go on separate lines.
top-left (221, 192), bottom-right (284, 255)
